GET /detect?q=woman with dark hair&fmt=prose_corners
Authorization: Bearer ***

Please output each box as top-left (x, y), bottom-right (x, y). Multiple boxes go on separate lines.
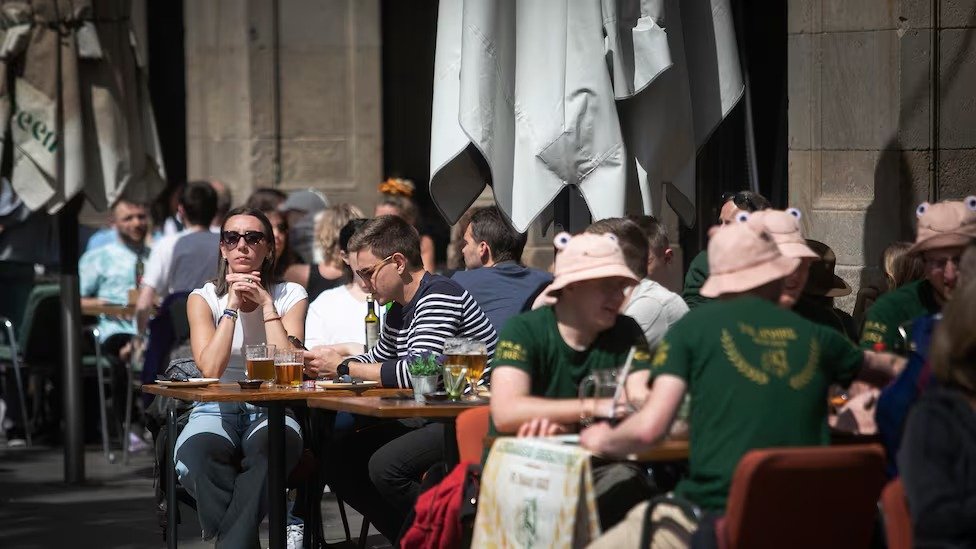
top-left (177, 206), bottom-right (308, 548)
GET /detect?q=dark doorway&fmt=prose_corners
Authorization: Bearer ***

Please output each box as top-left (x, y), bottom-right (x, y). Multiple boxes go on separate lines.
top-left (379, 0), bottom-right (446, 263)
top-left (680, 0), bottom-right (789, 267)
top-left (145, 0), bottom-right (187, 190)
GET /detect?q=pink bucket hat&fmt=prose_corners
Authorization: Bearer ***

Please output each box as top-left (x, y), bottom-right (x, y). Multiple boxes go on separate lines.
top-left (532, 232), bottom-right (639, 308)
top-left (908, 196), bottom-right (976, 254)
top-left (744, 208), bottom-right (819, 259)
top-left (701, 222), bottom-right (801, 298)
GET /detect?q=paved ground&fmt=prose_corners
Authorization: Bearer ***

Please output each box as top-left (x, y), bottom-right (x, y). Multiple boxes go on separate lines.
top-left (0, 443), bottom-right (390, 548)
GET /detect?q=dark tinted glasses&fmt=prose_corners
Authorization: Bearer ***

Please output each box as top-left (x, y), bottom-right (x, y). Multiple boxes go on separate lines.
top-left (220, 230), bottom-right (267, 246)
top-left (721, 191), bottom-right (759, 212)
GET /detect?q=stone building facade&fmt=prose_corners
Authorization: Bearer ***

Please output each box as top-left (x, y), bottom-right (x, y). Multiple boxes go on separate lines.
top-left (789, 0), bottom-right (976, 310)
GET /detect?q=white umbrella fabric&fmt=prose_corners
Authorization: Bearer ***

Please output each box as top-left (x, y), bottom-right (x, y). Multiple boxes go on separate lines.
top-left (429, 0), bottom-right (744, 231)
top-left (1, 0), bottom-right (164, 214)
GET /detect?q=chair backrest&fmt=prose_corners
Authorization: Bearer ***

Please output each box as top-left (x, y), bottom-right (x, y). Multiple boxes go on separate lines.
top-left (166, 292), bottom-right (192, 344)
top-left (0, 261), bottom-right (36, 330)
top-left (19, 284), bottom-right (63, 364)
top-left (880, 478), bottom-right (912, 549)
top-left (720, 444), bottom-right (886, 549)
top-left (455, 406), bottom-right (490, 463)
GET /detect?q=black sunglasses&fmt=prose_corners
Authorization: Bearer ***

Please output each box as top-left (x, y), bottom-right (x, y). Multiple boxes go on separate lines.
top-left (220, 230), bottom-right (267, 246)
top-left (721, 191), bottom-right (758, 212)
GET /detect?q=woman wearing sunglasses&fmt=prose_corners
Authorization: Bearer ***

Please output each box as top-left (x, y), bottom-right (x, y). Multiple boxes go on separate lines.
top-left (177, 206), bottom-right (309, 548)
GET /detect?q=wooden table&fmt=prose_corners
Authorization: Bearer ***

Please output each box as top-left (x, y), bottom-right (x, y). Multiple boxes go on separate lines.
top-left (307, 395), bottom-right (488, 469)
top-left (629, 438), bottom-right (690, 462)
top-left (82, 302), bottom-right (136, 317)
top-left (143, 383), bottom-right (406, 549)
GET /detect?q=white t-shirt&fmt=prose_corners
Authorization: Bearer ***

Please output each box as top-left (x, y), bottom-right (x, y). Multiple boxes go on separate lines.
top-left (304, 285), bottom-right (386, 349)
top-left (624, 278), bottom-right (689, 348)
top-left (191, 281), bottom-right (308, 381)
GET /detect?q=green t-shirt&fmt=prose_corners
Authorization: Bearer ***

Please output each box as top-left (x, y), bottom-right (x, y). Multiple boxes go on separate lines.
top-left (652, 296), bottom-right (863, 511)
top-left (681, 250), bottom-right (711, 310)
top-left (859, 279), bottom-right (940, 350)
top-left (487, 306), bottom-right (651, 437)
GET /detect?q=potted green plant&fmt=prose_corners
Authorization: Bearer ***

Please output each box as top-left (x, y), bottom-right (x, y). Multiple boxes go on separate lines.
top-left (407, 350), bottom-right (442, 402)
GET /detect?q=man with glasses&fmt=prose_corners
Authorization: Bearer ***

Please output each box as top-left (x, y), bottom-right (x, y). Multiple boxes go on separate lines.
top-left (860, 197), bottom-right (976, 352)
top-left (862, 198), bottom-right (976, 471)
top-left (303, 215), bottom-right (497, 544)
top-left (682, 190), bottom-right (770, 309)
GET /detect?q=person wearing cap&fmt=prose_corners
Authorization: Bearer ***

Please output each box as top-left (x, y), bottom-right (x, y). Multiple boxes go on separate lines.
top-left (489, 232), bottom-right (655, 529)
top-left (682, 190), bottom-right (770, 310)
top-left (796, 240), bottom-right (858, 340)
top-left (860, 196), bottom-right (976, 352)
top-left (580, 222), bottom-right (903, 546)
top-left (743, 208), bottom-right (821, 310)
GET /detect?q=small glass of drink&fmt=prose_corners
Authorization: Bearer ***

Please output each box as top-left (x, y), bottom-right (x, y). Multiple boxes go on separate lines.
top-left (244, 344), bottom-right (276, 386)
top-left (274, 349), bottom-right (304, 388)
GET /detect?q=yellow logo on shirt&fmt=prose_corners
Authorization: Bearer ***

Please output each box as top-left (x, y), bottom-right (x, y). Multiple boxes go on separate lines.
top-left (652, 341), bottom-right (670, 368)
top-left (496, 340), bottom-right (526, 362)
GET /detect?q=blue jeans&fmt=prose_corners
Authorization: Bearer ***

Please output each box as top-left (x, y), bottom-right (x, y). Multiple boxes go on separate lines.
top-left (175, 401), bottom-right (302, 548)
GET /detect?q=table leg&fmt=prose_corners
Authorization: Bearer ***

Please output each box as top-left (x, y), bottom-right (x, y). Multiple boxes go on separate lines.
top-left (166, 401), bottom-right (177, 549)
top-left (443, 420), bottom-right (459, 472)
top-left (268, 404), bottom-right (286, 549)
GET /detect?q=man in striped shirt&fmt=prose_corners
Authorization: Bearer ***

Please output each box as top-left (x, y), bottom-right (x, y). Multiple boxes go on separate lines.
top-left (304, 215), bottom-right (496, 543)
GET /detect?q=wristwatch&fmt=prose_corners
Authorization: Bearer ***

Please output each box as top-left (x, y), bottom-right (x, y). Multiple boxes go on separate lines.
top-left (337, 358), bottom-right (353, 377)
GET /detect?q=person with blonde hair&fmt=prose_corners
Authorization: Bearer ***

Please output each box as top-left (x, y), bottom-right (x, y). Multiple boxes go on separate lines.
top-left (375, 177), bottom-right (437, 272)
top-left (899, 274), bottom-right (976, 546)
top-left (284, 203), bottom-right (363, 301)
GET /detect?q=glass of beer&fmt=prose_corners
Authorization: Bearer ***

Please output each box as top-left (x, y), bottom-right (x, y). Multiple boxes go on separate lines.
top-left (274, 349), bottom-right (304, 388)
top-left (244, 344), bottom-right (276, 386)
top-left (443, 337), bottom-right (488, 400)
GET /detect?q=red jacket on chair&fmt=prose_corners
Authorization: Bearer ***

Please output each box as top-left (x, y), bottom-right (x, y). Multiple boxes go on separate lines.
top-left (401, 462), bottom-right (471, 549)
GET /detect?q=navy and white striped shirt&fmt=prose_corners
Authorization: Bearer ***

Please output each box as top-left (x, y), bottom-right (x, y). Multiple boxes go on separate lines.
top-left (351, 273), bottom-right (498, 388)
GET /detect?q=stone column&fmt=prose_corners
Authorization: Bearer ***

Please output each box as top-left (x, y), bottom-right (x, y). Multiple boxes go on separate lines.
top-left (789, 0), bottom-right (976, 311)
top-left (183, 0), bottom-right (382, 212)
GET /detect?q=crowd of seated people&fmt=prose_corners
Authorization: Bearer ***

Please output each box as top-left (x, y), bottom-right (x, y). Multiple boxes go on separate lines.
top-left (81, 180), bottom-right (975, 549)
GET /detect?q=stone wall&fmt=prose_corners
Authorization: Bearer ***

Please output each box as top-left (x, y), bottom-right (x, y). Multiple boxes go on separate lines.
top-left (789, 0), bottom-right (976, 311)
top-left (183, 0), bottom-right (382, 212)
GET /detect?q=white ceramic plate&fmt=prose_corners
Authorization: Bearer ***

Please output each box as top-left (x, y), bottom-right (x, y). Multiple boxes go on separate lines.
top-left (156, 378), bottom-right (220, 388)
top-left (315, 380), bottom-right (380, 389)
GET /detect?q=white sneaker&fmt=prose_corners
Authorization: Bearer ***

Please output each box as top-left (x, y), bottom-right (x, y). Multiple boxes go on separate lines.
top-left (286, 524), bottom-right (304, 549)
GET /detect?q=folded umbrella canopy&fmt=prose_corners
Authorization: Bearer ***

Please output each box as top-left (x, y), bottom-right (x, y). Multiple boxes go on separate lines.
top-left (1, 0), bottom-right (164, 213)
top-left (430, 0), bottom-right (744, 231)
top-left (0, 0), bottom-right (164, 482)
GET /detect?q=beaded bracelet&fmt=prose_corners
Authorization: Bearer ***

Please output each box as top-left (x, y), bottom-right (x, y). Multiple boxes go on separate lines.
top-left (222, 308), bottom-right (238, 321)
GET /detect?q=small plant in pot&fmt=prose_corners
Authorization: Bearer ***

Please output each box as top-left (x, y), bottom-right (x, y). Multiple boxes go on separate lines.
top-left (407, 350), bottom-right (442, 402)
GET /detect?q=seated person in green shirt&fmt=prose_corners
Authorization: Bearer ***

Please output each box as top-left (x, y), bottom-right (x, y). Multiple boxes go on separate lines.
top-left (682, 190), bottom-right (770, 310)
top-left (580, 222), bottom-right (903, 547)
top-left (489, 231), bottom-right (655, 529)
top-left (860, 197), bottom-right (976, 352)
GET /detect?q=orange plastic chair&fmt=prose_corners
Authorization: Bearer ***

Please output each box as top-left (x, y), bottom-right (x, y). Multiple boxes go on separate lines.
top-left (880, 478), bottom-right (913, 549)
top-left (455, 406), bottom-right (491, 463)
top-left (715, 444), bottom-right (886, 549)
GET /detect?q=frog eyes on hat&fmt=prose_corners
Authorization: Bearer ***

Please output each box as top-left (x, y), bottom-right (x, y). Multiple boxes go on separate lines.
top-left (736, 212), bottom-right (750, 223)
top-left (916, 203), bottom-right (930, 217)
top-left (553, 232), bottom-right (572, 250)
top-left (966, 196), bottom-right (976, 211)
top-left (786, 208), bottom-right (802, 219)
